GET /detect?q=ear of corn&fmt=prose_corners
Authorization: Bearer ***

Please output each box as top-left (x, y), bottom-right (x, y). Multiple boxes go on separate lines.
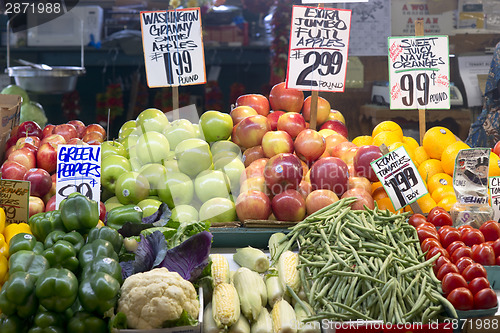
top-left (271, 299), bottom-right (298, 333)
top-left (250, 307), bottom-right (273, 333)
top-left (233, 246), bottom-right (270, 273)
top-left (278, 251), bottom-right (300, 295)
top-left (233, 267), bottom-right (264, 322)
top-left (269, 232), bottom-right (287, 262)
top-left (266, 274), bottom-right (284, 308)
top-left (228, 314), bottom-right (251, 333)
top-left (203, 303), bottom-right (224, 333)
top-left (294, 301), bottom-right (321, 333)
top-left (212, 282), bottom-right (241, 329)
top-left (211, 254), bottom-right (230, 287)
top-left (256, 272), bottom-right (267, 307)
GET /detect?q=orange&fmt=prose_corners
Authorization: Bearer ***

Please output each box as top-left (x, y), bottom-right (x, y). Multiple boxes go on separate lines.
top-left (372, 186), bottom-right (389, 201)
top-left (422, 127), bottom-right (457, 160)
top-left (352, 135), bottom-right (373, 147)
top-left (376, 197), bottom-right (403, 214)
top-left (372, 121), bottom-right (404, 140)
top-left (403, 136), bottom-right (419, 151)
top-left (427, 172), bottom-right (453, 194)
top-left (431, 185), bottom-right (455, 203)
top-left (418, 159), bottom-right (444, 183)
top-left (371, 181), bottom-right (383, 194)
top-left (441, 141), bottom-right (470, 176)
top-left (414, 146), bottom-right (429, 167)
top-left (438, 195), bottom-right (457, 211)
top-left (415, 193), bottom-right (437, 214)
top-left (489, 152), bottom-right (500, 177)
top-left (389, 142), bottom-right (416, 162)
top-left (372, 131), bottom-right (402, 147)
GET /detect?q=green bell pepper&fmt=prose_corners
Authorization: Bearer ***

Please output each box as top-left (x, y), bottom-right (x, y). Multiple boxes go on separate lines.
top-left (28, 307), bottom-right (66, 333)
top-left (0, 314), bottom-right (27, 333)
top-left (87, 226), bottom-right (123, 253)
top-left (42, 240), bottom-right (79, 272)
top-left (60, 192), bottom-right (99, 233)
top-left (8, 233), bottom-right (43, 256)
top-left (29, 211), bottom-right (66, 242)
top-left (35, 268), bottom-right (78, 313)
top-left (0, 271), bottom-right (38, 318)
top-left (81, 255), bottom-right (122, 283)
top-left (9, 250), bottom-right (49, 279)
top-left (78, 239), bottom-right (118, 268)
top-left (78, 271), bottom-right (120, 315)
top-left (66, 312), bottom-right (107, 333)
top-left (106, 204), bottom-right (143, 230)
top-left (44, 231), bottom-right (84, 254)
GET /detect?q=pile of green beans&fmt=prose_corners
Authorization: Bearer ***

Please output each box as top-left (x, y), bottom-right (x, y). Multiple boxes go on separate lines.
top-left (274, 197), bottom-right (457, 324)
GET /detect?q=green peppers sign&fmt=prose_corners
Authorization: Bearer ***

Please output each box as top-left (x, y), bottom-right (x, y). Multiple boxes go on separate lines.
top-left (55, 145), bottom-right (101, 209)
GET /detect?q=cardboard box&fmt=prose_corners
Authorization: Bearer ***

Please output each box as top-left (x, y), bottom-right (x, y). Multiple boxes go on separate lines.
top-left (0, 94), bottom-right (21, 161)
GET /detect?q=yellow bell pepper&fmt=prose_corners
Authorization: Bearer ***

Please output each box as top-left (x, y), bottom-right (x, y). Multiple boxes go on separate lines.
top-left (96, 220), bottom-right (105, 229)
top-left (0, 208), bottom-right (5, 234)
top-left (0, 254), bottom-right (7, 285)
top-left (0, 234), bottom-right (8, 258)
top-left (3, 223), bottom-right (32, 245)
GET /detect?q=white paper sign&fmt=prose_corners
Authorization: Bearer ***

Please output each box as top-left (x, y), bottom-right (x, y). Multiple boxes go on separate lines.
top-left (489, 177), bottom-right (500, 223)
top-left (371, 146), bottom-right (427, 210)
top-left (388, 36), bottom-right (450, 110)
top-left (140, 8), bottom-right (206, 87)
top-left (55, 145), bottom-right (101, 209)
top-left (286, 5), bottom-right (351, 92)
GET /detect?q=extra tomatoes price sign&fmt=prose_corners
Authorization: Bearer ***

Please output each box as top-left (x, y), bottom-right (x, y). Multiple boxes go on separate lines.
top-left (0, 179), bottom-right (30, 224)
top-left (388, 36), bottom-right (450, 109)
top-left (371, 146), bottom-right (427, 210)
top-left (140, 8), bottom-right (206, 87)
top-left (489, 177), bottom-right (500, 223)
top-left (286, 5), bottom-right (351, 92)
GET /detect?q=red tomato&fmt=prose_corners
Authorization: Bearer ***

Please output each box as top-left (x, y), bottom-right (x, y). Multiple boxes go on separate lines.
top-left (441, 272), bottom-right (468, 296)
top-left (471, 243), bottom-right (496, 266)
top-left (440, 229), bottom-right (462, 249)
top-left (479, 220), bottom-right (500, 242)
top-left (461, 229), bottom-right (485, 247)
top-left (437, 262), bottom-right (460, 280)
top-left (438, 226), bottom-right (456, 238)
top-left (468, 277), bottom-right (491, 295)
top-left (446, 241), bottom-right (466, 257)
top-left (416, 225), bottom-right (440, 243)
top-left (462, 263), bottom-right (488, 282)
top-left (433, 256), bottom-right (452, 275)
top-left (421, 238), bottom-right (443, 253)
top-left (455, 257), bottom-right (475, 274)
top-left (451, 246), bottom-right (473, 263)
top-left (497, 256), bottom-right (500, 265)
top-left (426, 246), bottom-right (449, 262)
top-left (447, 287), bottom-right (474, 311)
top-left (473, 288), bottom-right (498, 309)
top-left (458, 225), bottom-right (474, 236)
top-left (491, 239), bottom-right (500, 257)
top-left (427, 207), bottom-right (453, 227)
top-left (408, 213), bottom-right (428, 228)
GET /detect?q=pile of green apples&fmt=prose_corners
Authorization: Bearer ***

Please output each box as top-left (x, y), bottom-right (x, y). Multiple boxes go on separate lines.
top-left (101, 108), bottom-right (245, 224)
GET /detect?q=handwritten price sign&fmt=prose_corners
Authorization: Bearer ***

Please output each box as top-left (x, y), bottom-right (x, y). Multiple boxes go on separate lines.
top-left (140, 8), bottom-right (206, 87)
top-left (489, 177), bottom-right (500, 223)
top-left (371, 146), bottom-right (427, 210)
top-left (0, 179), bottom-right (30, 224)
top-left (286, 5), bottom-right (351, 92)
top-left (388, 36), bottom-right (450, 109)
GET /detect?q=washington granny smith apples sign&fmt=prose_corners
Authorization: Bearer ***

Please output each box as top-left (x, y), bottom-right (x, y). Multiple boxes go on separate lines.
top-left (140, 8), bottom-right (206, 87)
top-left (388, 36), bottom-right (450, 110)
top-left (0, 179), bottom-right (30, 224)
top-left (286, 5), bottom-right (351, 92)
top-left (371, 146), bottom-right (427, 211)
top-left (55, 145), bottom-right (101, 209)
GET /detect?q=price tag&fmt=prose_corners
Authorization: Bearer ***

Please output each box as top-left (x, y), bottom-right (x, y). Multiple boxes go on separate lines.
top-left (0, 179), bottom-right (30, 224)
top-left (370, 146), bottom-right (427, 211)
top-left (388, 36), bottom-right (450, 110)
top-left (140, 8), bottom-right (206, 87)
top-left (55, 144), bottom-right (101, 209)
top-left (286, 5), bottom-right (351, 92)
top-left (489, 177), bottom-right (500, 222)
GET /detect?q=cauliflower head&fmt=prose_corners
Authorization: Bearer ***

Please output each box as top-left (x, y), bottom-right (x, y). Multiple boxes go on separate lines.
top-left (117, 268), bottom-right (200, 329)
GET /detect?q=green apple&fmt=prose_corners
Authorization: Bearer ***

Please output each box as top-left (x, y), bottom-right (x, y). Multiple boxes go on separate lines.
top-left (175, 138), bottom-right (213, 178)
top-left (138, 163), bottom-right (167, 196)
top-left (164, 151), bottom-right (176, 161)
top-left (137, 198), bottom-right (162, 218)
top-left (192, 124), bottom-right (202, 139)
top-left (105, 196), bottom-right (121, 204)
top-left (213, 156), bottom-right (245, 196)
top-left (170, 204), bottom-right (199, 223)
top-left (2, 84), bottom-right (30, 105)
top-left (101, 155), bottom-right (132, 193)
top-left (118, 120), bottom-right (136, 141)
top-left (104, 196), bottom-right (123, 212)
top-left (210, 140), bottom-right (242, 157)
top-left (199, 197), bottom-right (236, 223)
top-left (136, 108), bottom-right (170, 133)
top-left (213, 151), bottom-right (241, 164)
top-left (135, 131), bottom-right (170, 164)
top-left (115, 171), bottom-right (150, 205)
top-left (194, 170), bottom-right (231, 203)
top-left (101, 140), bottom-right (128, 160)
top-left (162, 119), bottom-right (196, 150)
top-left (163, 159), bottom-right (180, 173)
top-left (129, 157), bottom-right (143, 172)
top-left (157, 172), bottom-right (194, 209)
top-left (199, 110), bottom-right (233, 142)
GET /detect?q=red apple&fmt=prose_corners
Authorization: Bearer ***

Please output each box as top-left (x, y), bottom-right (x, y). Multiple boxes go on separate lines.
top-left (494, 141), bottom-right (500, 156)
top-left (5, 135), bottom-right (19, 152)
top-left (99, 201), bottom-right (106, 221)
top-left (267, 111), bottom-right (285, 131)
top-left (305, 189), bottom-right (339, 215)
top-left (67, 138), bottom-right (88, 145)
top-left (8, 147), bottom-right (36, 170)
top-left (269, 82), bottom-right (304, 113)
top-left (264, 153), bottom-right (303, 196)
top-left (341, 146), bottom-right (360, 165)
top-left (298, 180), bottom-right (312, 199)
top-left (68, 120), bottom-right (86, 138)
top-left (271, 189), bottom-right (306, 222)
top-left (230, 105), bottom-right (258, 125)
top-left (353, 145), bottom-right (383, 182)
top-left (17, 121), bottom-right (42, 139)
top-left (320, 120), bottom-right (348, 138)
top-left (14, 141), bottom-right (38, 155)
top-left (1, 160), bottom-right (28, 180)
top-left (4, 145), bottom-right (16, 160)
top-left (348, 176), bottom-right (372, 193)
top-left (294, 129), bottom-right (326, 163)
top-left (309, 157), bottom-right (349, 196)
top-left (239, 176), bottom-right (268, 194)
top-left (29, 195), bottom-right (45, 217)
top-left (324, 132), bottom-right (349, 155)
top-left (9, 125), bottom-right (20, 142)
top-left (36, 142), bottom-right (58, 174)
top-left (44, 195), bottom-right (56, 212)
top-left (23, 168), bottom-right (52, 197)
top-left (16, 136), bottom-right (40, 149)
top-left (232, 115), bottom-right (271, 149)
top-left (42, 179), bottom-right (56, 204)
top-left (242, 146), bottom-right (265, 168)
top-left (83, 124), bottom-right (106, 138)
top-left (42, 124), bottom-right (55, 138)
top-left (53, 124), bottom-right (78, 142)
top-left (40, 134), bottom-right (66, 146)
top-left (341, 187), bottom-right (375, 210)
top-left (82, 131), bottom-right (104, 145)
top-left (236, 94), bottom-right (270, 116)
top-left (277, 112), bottom-right (306, 139)
top-left (301, 95), bottom-right (331, 126)
top-left (240, 158), bottom-right (269, 184)
top-left (231, 123), bottom-right (242, 147)
top-left (236, 190), bottom-right (272, 221)
top-left (330, 141), bottom-right (357, 159)
top-left (262, 130), bottom-right (294, 158)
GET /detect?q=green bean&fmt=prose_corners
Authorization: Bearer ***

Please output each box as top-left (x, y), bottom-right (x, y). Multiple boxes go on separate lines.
top-left (400, 253), bottom-right (440, 275)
